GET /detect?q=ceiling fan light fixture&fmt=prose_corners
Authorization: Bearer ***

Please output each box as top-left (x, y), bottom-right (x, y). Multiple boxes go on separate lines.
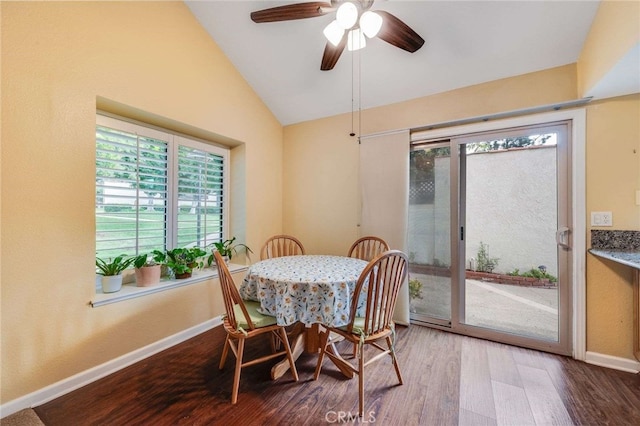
top-left (347, 28), bottom-right (366, 51)
top-left (360, 11), bottom-right (382, 38)
top-left (336, 2), bottom-right (358, 29)
top-left (323, 20), bottom-right (345, 46)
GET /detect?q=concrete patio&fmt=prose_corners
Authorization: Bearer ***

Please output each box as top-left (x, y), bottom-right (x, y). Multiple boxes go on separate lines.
top-left (410, 274), bottom-right (559, 341)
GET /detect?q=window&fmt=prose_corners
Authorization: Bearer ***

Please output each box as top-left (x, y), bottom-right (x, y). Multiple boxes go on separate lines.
top-left (96, 115), bottom-right (228, 259)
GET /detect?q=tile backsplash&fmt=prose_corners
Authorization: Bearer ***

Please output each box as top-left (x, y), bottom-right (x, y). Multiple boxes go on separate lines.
top-left (591, 230), bottom-right (640, 250)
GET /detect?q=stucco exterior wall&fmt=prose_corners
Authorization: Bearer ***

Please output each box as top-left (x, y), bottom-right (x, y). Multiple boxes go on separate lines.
top-left (409, 146), bottom-right (558, 277)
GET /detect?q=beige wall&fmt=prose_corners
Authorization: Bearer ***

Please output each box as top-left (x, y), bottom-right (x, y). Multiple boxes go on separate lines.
top-left (1, 2), bottom-right (281, 403)
top-left (586, 94), bottom-right (640, 358)
top-left (578, 0), bottom-right (640, 96)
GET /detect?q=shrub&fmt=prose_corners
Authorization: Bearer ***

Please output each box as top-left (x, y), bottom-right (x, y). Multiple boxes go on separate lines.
top-left (476, 241), bottom-right (499, 273)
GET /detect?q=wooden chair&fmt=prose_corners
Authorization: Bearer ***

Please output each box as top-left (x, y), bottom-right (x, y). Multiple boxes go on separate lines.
top-left (313, 250), bottom-right (408, 417)
top-left (213, 251), bottom-right (299, 404)
top-left (348, 236), bottom-right (390, 261)
top-left (260, 235), bottom-right (305, 260)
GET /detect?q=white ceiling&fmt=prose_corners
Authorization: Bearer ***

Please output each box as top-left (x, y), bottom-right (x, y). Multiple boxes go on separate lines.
top-left (186, 1), bottom-right (601, 126)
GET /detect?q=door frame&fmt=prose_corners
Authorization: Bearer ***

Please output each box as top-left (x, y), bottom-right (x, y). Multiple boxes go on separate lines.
top-left (409, 108), bottom-right (586, 360)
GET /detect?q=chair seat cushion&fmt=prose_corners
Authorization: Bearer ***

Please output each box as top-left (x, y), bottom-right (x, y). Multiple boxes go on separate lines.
top-left (234, 300), bottom-right (278, 329)
top-left (338, 317), bottom-right (394, 338)
top-left (338, 316), bottom-right (366, 335)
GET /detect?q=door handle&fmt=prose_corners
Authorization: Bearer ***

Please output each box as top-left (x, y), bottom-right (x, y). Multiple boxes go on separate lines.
top-left (556, 227), bottom-right (571, 249)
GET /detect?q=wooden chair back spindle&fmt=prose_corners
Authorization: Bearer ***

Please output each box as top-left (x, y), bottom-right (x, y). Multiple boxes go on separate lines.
top-left (347, 236), bottom-right (390, 262)
top-left (261, 235), bottom-right (305, 260)
top-left (348, 250), bottom-right (407, 337)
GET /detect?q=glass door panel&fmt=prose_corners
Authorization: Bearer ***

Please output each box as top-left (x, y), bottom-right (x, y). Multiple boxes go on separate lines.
top-left (408, 144), bottom-right (452, 325)
top-left (459, 124), bottom-right (568, 345)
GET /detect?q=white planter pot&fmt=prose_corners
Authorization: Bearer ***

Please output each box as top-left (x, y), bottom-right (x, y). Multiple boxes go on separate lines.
top-left (101, 274), bottom-right (124, 293)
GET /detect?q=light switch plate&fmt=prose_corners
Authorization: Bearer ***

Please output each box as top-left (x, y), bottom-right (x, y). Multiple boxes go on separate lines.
top-left (636, 190), bottom-right (640, 206)
top-left (591, 211), bottom-right (613, 227)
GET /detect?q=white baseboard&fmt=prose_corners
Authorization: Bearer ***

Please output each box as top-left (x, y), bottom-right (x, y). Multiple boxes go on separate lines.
top-left (0, 317), bottom-right (223, 419)
top-left (585, 351), bottom-right (640, 373)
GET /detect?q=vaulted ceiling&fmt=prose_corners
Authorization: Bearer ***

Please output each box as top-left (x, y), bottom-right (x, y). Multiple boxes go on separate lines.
top-left (186, 1), bottom-right (601, 126)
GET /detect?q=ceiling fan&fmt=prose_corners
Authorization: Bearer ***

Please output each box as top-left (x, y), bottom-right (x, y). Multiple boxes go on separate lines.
top-left (250, 0), bottom-right (425, 71)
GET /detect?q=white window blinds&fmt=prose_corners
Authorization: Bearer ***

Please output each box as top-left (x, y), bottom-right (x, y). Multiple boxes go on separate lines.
top-left (176, 141), bottom-right (225, 248)
top-left (96, 123), bottom-right (169, 258)
top-left (96, 115), bottom-right (228, 259)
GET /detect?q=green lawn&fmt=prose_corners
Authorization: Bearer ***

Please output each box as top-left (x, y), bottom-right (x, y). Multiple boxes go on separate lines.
top-left (96, 209), bottom-right (221, 258)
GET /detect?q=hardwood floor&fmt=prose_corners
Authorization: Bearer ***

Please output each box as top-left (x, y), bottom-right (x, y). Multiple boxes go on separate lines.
top-left (35, 325), bottom-right (640, 425)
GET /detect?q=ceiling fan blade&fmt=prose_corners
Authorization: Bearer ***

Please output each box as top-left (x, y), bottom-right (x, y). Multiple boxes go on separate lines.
top-left (321, 37), bottom-right (347, 71)
top-left (375, 10), bottom-right (425, 53)
top-left (251, 2), bottom-right (333, 23)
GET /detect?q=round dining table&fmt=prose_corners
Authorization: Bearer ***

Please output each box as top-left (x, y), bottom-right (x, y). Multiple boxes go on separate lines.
top-left (240, 254), bottom-right (368, 327)
top-left (240, 254), bottom-right (368, 379)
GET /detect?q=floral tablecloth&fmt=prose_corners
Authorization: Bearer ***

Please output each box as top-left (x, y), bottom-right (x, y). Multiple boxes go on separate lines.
top-left (240, 255), bottom-right (368, 327)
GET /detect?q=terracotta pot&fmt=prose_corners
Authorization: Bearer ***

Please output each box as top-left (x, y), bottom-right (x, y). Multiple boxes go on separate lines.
top-left (174, 271), bottom-right (192, 279)
top-left (135, 265), bottom-right (162, 287)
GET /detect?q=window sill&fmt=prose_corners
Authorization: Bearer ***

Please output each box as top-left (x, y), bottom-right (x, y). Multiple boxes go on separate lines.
top-left (90, 263), bottom-right (248, 308)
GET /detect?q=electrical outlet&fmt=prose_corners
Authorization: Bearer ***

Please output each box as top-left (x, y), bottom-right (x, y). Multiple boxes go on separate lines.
top-left (591, 211), bottom-right (613, 227)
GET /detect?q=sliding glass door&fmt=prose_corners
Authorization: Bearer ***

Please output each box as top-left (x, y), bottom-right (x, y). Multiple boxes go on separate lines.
top-left (408, 121), bottom-right (572, 355)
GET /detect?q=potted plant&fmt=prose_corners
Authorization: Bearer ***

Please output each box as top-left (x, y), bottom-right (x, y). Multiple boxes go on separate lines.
top-left (133, 250), bottom-right (165, 287)
top-left (96, 254), bottom-right (134, 293)
top-left (186, 247), bottom-right (208, 270)
top-left (165, 247), bottom-right (208, 279)
top-left (208, 237), bottom-right (253, 265)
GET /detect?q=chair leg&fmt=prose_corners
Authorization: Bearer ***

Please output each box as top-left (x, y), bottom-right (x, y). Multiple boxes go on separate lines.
top-left (313, 329), bottom-right (331, 380)
top-left (279, 327), bottom-right (299, 381)
top-left (219, 335), bottom-right (230, 370)
top-left (358, 342), bottom-right (365, 417)
top-left (231, 338), bottom-right (245, 404)
top-left (386, 335), bottom-right (403, 385)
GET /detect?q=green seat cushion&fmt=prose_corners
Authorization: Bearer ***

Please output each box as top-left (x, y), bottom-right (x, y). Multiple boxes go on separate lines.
top-left (233, 300), bottom-right (278, 329)
top-left (338, 316), bottom-right (366, 335)
top-left (338, 317), bottom-right (394, 337)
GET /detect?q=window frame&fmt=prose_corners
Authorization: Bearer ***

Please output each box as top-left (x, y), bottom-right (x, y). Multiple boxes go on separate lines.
top-left (96, 113), bottom-right (230, 258)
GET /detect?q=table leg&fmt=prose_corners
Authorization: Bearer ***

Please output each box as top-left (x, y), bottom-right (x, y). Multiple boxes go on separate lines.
top-left (325, 339), bottom-right (355, 379)
top-left (270, 324), bottom-right (355, 380)
top-left (271, 326), bottom-right (305, 380)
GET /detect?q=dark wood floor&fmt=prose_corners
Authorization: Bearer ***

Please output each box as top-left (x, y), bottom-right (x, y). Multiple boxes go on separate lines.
top-left (35, 324), bottom-right (640, 425)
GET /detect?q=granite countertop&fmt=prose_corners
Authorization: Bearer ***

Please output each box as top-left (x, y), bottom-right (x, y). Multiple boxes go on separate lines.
top-left (589, 249), bottom-right (640, 270)
top-left (589, 230), bottom-right (640, 270)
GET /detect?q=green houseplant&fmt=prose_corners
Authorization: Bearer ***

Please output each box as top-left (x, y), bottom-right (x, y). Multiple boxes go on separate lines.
top-left (133, 250), bottom-right (165, 287)
top-left (166, 247), bottom-right (208, 279)
top-left (208, 237), bottom-right (253, 265)
top-left (96, 255), bottom-right (135, 293)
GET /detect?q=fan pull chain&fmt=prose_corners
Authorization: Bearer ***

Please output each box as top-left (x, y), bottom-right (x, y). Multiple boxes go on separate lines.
top-left (358, 46), bottom-right (362, 143)
top-left (350, 47), bottom-right (356, 137)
